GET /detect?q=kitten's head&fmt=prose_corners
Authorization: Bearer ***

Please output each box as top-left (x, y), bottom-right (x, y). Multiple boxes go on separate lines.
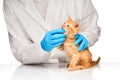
top-left (62, 16), bottom-right (80, 36)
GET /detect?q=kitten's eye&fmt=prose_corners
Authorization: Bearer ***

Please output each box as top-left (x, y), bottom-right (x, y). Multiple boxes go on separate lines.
top-left (67, 25), bottom-right (70, 27)
top-left (75, 24), bottom-right (79, 28)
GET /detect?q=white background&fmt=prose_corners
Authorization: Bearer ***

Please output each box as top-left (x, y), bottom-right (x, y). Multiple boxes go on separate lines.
top-left (0, 0), bottom-right (120, 64)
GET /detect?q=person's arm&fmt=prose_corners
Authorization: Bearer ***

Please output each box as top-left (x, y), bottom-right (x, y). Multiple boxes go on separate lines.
top-left (3, 0), bottom-right (51, 64)
top-left (77, 0), bottom-right (101, 47)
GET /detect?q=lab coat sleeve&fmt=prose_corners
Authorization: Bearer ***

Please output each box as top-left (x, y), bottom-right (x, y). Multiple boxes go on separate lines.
top-left (3, 0), bottom-right (51, 64)
top-left (78, 0), bottom-right (101, 47)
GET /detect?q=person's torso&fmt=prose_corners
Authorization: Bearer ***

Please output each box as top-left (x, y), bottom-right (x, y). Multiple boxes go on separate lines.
top-left (10, 0), bottom-right (84, 42)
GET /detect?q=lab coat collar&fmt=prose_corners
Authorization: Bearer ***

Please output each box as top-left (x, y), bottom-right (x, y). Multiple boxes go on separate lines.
top-left (24, 0), bottom-right (51, 31)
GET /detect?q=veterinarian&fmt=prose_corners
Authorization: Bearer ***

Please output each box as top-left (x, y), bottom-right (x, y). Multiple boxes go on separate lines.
top-left (3, 0), bottom-right (101, 64)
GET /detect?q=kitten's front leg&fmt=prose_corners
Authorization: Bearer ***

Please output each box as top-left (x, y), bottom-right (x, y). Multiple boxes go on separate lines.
top-left (68, 54), bottom-right (80, 71)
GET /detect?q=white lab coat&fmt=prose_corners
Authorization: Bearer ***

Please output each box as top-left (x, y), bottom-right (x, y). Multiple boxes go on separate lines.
top-left (3, 0), bottom-right (101, 64)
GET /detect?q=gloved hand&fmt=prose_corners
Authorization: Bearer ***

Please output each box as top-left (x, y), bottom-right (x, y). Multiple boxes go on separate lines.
top-left (74, 34), bottom-right (88, 51)
top-left (41, 28), bottom-right (66, 51)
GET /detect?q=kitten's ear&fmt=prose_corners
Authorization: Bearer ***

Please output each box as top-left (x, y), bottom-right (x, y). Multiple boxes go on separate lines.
top-left (68, 15), bottom-right (72, 20)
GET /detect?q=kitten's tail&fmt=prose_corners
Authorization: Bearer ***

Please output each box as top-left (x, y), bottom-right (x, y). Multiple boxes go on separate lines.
top-left (92, 57), bottom-right (101, 66)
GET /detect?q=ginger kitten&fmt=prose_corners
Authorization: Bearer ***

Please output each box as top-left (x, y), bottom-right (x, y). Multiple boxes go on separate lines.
top-left (59, 17), bottom-right (100, 71)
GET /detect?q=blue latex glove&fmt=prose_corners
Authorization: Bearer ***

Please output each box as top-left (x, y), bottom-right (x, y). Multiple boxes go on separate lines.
top-left (41, 28), bottom-right (66, 51)
top-left (74, 34), bottom-right (88, 51)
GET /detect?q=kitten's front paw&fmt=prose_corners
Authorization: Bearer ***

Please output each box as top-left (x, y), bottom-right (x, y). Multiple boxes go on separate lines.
top-left (67, 63), bottom-right (70, 68)
top-left (68, 67), bottom-right (75, 71)
top-left (58, 45), bottom-right (64, 50)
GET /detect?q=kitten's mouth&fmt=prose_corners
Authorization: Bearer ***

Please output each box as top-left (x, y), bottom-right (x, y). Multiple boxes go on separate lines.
top-left (61, 26), bottom-right (67, 35)
top-left (61, 25), bottom-right (64, 29)
top-left (63, 29), bottom-right (67, 35)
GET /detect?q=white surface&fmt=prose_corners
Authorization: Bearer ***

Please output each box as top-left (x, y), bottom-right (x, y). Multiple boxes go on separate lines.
top-left (0, 0), bottom-right (120, 63)
top-left (0, 63), bottom-right (120, 80)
